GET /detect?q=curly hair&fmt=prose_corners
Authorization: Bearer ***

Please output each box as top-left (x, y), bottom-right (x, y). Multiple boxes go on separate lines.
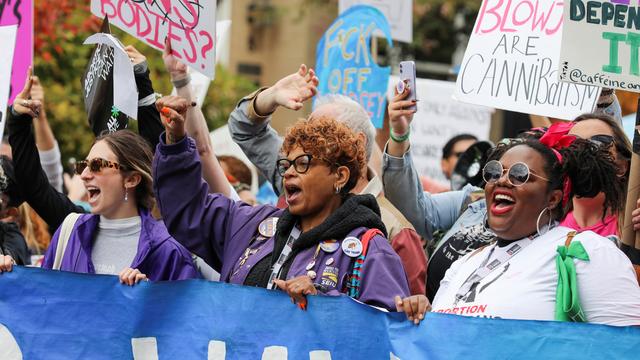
top-left (487, 138), bottom-right (624, 221)
top-left (281, 116), bottom-right (366, 195)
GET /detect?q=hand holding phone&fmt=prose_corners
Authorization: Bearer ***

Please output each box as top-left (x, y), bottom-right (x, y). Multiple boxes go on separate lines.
top-left (398, 61), bottom-right (417, 111)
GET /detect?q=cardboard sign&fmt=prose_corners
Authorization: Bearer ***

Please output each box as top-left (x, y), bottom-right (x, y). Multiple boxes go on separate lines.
top-left (0, 25), bottom-right (18, 142)
top-left (559, 0), bottom-right (640, 93)
top-left (315, 5), bottom-right (393, 128)
top-left (339, 0), bottom-right (413, 43)
top-left (389, 76), bottom-right (493, 185)
top-left (455, 0), bottom-right (601, 120)
top-left (91, 0), bottom-right (217, 79)
top-left (0, 0), bottom-right (32, 104)
top-left (1, 267), bottom-right (640, 359)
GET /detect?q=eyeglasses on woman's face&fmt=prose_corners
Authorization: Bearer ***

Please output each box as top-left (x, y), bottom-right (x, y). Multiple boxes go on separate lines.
top-left (482, 160), bottom-right (550, 187)
top-left (276, 154), bottom-right (314, 176)
top-left (75, 158), bottom-right (122, 175)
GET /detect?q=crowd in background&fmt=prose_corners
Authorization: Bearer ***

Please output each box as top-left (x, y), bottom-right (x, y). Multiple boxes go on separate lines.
top-left (0, 40), bottom-right (639, 327)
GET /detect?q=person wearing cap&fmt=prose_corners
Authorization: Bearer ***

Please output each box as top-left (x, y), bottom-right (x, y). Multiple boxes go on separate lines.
top-left (155, 97), bottom-right (410, 310)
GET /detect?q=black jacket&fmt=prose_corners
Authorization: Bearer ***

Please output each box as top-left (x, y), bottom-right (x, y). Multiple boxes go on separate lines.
top-left (0, 222), bottom-right (31, 265)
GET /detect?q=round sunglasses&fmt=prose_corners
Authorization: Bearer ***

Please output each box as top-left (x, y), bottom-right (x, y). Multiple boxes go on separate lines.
top-left (482, 160), bottom-right (549, 186)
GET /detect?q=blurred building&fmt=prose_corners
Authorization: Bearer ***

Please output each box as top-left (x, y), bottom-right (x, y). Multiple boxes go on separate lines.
top-left (224, 0), bottom-right (336, 133)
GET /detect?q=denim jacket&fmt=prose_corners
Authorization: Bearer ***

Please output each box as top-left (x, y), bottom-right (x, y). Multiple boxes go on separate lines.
top-left (382, 146), bottom-right (494, 300)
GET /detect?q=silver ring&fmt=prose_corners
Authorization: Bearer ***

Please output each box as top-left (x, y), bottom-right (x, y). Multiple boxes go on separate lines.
top-left (22, 99), bottom-right (29, 107)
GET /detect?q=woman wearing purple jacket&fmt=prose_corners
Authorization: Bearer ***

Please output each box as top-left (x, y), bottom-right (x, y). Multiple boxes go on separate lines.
top-left (39, 130), bottom-right (199, 283)
top-left (155, 98), bottom-right (410, 310)
top-left (5, 67), bottom-right (198, 283)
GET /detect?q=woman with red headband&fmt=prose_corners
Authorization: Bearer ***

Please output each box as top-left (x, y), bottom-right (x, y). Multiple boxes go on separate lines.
top-left (395, 137), bottom-right (640, 326)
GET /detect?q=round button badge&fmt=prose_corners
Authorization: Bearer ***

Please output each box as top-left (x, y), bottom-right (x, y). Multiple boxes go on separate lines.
top-left (341, 237), bottom-right (363, 258)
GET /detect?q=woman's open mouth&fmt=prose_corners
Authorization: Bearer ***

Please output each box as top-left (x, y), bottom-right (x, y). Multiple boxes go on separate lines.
top-left (284, 183), bottom-right (302, 205)
top-left (490, 191), bottom-right (516, 216)
top-left (86, 186), bottom-right (101, 204)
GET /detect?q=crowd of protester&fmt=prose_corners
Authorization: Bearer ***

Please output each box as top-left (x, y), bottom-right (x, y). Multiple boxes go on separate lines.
top-left (0, 41), bottom-right (639, 328)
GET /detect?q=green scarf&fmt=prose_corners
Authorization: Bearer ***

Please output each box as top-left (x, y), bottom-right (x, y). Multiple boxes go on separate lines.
top-left (555, 232), bottom-right (590, 322)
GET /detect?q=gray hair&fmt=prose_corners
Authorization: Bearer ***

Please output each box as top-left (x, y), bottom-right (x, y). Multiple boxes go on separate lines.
top-left (313, 94), bottom-right (376, 161)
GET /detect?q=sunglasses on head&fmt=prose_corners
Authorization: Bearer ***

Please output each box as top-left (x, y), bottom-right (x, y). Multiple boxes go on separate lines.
top-left (588, 134), bottom-right (632, 159)
top-left (75, 158), bottom-right (123, 175)
top-left (482, 160), bottom-right (550, 187)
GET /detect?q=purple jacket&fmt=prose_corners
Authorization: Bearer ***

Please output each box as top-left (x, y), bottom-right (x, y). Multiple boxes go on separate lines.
top-left (153, 136), bottom-right (409, 310)
top-left (42, 209), bottom-right (199, 281)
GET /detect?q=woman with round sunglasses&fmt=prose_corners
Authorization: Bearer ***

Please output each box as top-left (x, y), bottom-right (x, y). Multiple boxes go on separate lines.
top-left (154, 98), bottom-right (409, 311)
top-left (395, 138), bottom-right (640, 326)
top-left (36, 130), bottom-right (199, 283)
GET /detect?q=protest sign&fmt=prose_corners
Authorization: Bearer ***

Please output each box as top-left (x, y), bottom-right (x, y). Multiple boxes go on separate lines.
top-left (91, 0), bottom-right (217, 79)
top-left (82, 18), bottom-right (131, 135)
top-left (389, 76), bottom-right (493, 186)
top-left (455, 0), bottom-right (600, 120)
top-left (0, 0), bottom-right (32, 104)
top-left (1, 267), bottom-right (639, 359)
top-left (559, 1), bottom-right (640, 92)
top-left (315, 5), bottom-right (393, 128)
top-left (339, 0), bottom-right (413, 43)
top-left (170, 20), bottom-right (231, 108)
top-left (0, 25), bottom-right (18, 142)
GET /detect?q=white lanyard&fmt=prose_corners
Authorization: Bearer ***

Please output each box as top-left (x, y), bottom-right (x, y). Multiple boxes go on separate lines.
top-left (453, 238), bottom-right (532, 306)
top-left (266, 226), bottom-right (301, 290)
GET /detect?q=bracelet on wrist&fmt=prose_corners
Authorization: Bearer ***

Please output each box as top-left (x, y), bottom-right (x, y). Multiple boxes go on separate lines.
top-left (390, 128), bottom-right (410, 143)
top-left (172, 74), bottom-right (191, 89)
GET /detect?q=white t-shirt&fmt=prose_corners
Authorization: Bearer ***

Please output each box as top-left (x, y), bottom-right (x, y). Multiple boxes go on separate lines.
top-left (432, 226), bottom-right (640, 326)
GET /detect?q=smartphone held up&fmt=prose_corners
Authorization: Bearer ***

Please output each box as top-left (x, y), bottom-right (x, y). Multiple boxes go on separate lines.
top-left (398, 61), bottom-right (417, 111)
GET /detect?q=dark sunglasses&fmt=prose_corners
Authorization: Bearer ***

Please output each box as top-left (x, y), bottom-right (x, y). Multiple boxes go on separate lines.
top-left (276, 154), bottom-right (314, 176)
top-left (482, 160), bottom-right (549, 187)
top-left (75, 158), bottom-right (123, 175)
top-left (589, 134), bottom-right (632, 159)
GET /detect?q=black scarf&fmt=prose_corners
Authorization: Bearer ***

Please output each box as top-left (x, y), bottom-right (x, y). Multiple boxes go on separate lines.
top-left (244, 194), bottom-right (387, 288)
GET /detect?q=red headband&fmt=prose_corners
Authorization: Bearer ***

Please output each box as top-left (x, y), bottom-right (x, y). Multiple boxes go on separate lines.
top-left (538, 122), bottom-right (577, 208)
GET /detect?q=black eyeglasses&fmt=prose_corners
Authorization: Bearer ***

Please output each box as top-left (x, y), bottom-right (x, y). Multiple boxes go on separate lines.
top-left (482, 160), bottom-right (549, 186)
top-left (75, 158), bottom-right (123, 175)
top-left (276, 154), bottom-right (314, 176)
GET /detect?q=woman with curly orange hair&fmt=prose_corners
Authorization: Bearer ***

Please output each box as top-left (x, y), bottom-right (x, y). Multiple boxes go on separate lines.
top-left (154, 97), bottom-right (410, 310)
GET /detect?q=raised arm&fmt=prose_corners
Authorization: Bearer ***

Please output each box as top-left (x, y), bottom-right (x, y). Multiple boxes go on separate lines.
top-left (228, 65), bottom-right (318, 195)
top-left (153, 98), bottom-right (279, 270)
top-left (161, 39), bottom-right (230, 197)
top-left (124, 45), bottom-right (164, 150)
top-left (382, 81), bottom-right (473, 240)
top-left (9, 68), bottom-right (85, 230)
top-left (30, 75), bottom-right (64, 193)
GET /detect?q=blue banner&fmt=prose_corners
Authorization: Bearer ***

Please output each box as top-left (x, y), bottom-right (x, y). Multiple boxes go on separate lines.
top-left (315, 5), bottom-right (392, 128)
top-left (0, 267), bottom-right (638, 359)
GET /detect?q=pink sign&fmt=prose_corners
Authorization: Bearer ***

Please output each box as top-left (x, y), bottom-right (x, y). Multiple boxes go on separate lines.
top-left (0, 0), bottom-right (33, 104)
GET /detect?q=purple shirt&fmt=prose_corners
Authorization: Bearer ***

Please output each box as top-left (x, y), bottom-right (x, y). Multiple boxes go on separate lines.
top-left (42, 209), bottom-right (199, 281)
top-left (153, 136), bottom-right (410, 310)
